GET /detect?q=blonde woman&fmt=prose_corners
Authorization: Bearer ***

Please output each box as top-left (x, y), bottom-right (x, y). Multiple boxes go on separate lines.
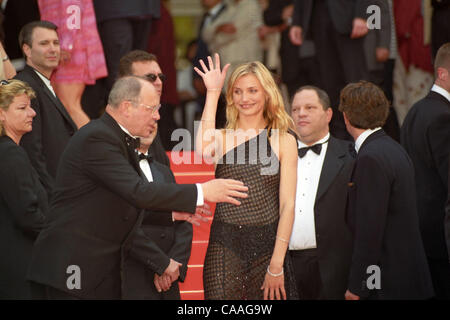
top-left (0, 80), bottom-right (47, 299)
top-left (195, 54), bottom-right (298, 300)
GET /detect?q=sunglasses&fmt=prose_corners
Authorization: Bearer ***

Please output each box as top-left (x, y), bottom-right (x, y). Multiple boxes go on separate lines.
top-left (0, 79), bottom-right (10, 85)
top-left (144, 73), bottom-right (166, 83)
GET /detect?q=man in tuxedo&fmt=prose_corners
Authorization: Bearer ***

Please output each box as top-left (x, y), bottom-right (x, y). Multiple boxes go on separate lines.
top-left (14, 21), bottom-right (77, 198)
top-left (446, 160), bottom-right (450, 264)
top-left (289, 0), bottom-right (370, 140)
top-left (27, 76), bottom-right (248, 299)
top-left (122, 129), bottom-right (195, 300)
top-left (118, 50), bottom-right (193, 299)
top-left (118, 50), bottom-right (169, 167)
top-left (401, 42), bottom-right (450, 299)
top-left (340, 81), bottom-right (434, 300)
top-left (289, 86), bottom-right (354, 299)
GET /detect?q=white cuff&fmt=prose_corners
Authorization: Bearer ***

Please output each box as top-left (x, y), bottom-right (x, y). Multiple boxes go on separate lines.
top-left (195, 183), bottom-right (204, 206)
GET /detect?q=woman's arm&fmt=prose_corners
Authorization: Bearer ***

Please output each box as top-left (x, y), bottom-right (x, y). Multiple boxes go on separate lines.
top-left (194, 54), bottom-right (230, 159)
top-left (0, 42), bottom-right (16, 79)
top-left (261, 132), bottom-right (298, 300)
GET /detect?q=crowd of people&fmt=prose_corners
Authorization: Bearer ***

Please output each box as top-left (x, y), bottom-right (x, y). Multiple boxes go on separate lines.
top-left (0, 0), bottom-right (449, 300)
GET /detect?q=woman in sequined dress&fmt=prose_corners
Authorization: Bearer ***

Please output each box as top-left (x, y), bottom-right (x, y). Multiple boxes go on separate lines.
top-left (194, 54), bottom-right (298, 300)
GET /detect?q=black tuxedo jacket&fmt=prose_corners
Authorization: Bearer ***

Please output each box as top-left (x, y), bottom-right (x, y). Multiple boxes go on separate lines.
top-left (15, 65), bottom-right (77, 197)
top-left (27, 112), bottom-right (197, 299)
top-left (347, 130), bottom-right (434, 299)
top-left (122, 160), bottom-right (193, 300)
top-left (312, 136), bottom-right (355, 299)
top-left (401, 90), bottom-right (450, 260)
top-left (292, 0), bottom-right (368, 35)
top-left (446, 160), bottom-right (450, 263)
top-left (0, 136), bottom-right (47, 299)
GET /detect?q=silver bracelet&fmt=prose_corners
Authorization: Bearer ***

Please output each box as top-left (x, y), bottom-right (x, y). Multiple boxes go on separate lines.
top-left (276, 236), bottom-right (289, 243)
top-left (267, 265), bottom-right (284, 277)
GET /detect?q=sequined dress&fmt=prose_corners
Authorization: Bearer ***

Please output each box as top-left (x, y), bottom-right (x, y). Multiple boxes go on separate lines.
top-left (203, 129), bottom-right (298, 300)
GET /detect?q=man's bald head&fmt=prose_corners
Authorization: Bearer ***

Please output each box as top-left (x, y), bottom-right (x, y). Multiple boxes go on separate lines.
top-left (108, 76), bottom-right (156, 109)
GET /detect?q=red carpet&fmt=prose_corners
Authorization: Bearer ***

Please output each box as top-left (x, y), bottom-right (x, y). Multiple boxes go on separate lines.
top-left (168, 151), bottom-right (215, 300)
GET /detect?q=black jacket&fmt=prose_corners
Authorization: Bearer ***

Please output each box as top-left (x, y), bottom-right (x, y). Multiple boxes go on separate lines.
top-left (123, 160), bottom-right (193, 300)
top-left (292, 0), bottom-right (369, 35)
top-left (401, 90), bottom-right (450, 260)
top-left (347, 130), bottom-right (434, 299)
top-left (312, 136), bottom-right (355, 299)
top-left (27, 112), bottom-right (197, 299)
top-left (0, 136), bottom-right (47, 299)
top-left (15, 65), bottom-right (77, 197)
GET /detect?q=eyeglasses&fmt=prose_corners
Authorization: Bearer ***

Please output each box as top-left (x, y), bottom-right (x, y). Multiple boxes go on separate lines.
top-left (139, 103), bottom-right (161, 114)
top-left (0, 80), bottom-right (10, 85)
top-left (144, 73), bottom-right (166, 83)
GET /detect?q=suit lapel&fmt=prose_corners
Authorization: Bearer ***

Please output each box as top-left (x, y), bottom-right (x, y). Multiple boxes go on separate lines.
top-left (316, 136), bottom-right (346, 202)
top-left (358, 129), bottom-right (385, 155)
top-left (428, 91), bottom-right (450, 108)
top-left (100, 112), bottom-right (142, 176)
top-left (25, 66), bottom-right (77, 131)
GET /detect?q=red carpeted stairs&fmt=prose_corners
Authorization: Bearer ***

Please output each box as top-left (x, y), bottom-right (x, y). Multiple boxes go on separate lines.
top-left (168, 151), bottom-right (215, 300)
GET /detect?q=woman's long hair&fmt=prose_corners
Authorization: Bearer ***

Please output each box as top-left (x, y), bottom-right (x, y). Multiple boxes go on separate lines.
top-left (225, 61), bottom-right (295, 133)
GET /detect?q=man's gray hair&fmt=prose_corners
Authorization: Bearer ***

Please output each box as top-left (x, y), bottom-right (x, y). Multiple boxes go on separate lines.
top-left (108, 76), bottom-right (143, 108)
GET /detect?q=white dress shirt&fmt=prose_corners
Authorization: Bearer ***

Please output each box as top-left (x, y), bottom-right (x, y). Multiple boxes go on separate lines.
top-left (354, 127), bottom-right (382, 153)
top-left (33, 69), bottom-right (57, 97)
top-left (431, 84), bottom-right (450, 103)
top-left (289, 133), bottom-right (330, 250)
top-left (138, 151), bottom-right (154, 182)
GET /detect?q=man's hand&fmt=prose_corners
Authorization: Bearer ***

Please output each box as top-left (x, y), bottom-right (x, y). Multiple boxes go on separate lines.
top-left (172, 203), bottom-right (212, 226)
top-left (350, 18), bottom-right (368, 39)
top-left (376, 47), bottom-right (390, 62)
top-left (345, 289), bottom-right (360, 300)
top-left (289, 26), bottom-right (303, 45)
top-left (163, 258), bottom-right (182, 283)
top-left (154, 273), bottom-right (172, 292)
top-left (201, 179), bottom-right (248, 205)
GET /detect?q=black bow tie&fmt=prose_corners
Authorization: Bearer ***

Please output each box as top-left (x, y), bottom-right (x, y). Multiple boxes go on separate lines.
top-left (298, 139), bottom-right (329, 158)
top-left (125, 135), bottom-right (140, 150)
top-left (138, 152), bottom-right (153, 163)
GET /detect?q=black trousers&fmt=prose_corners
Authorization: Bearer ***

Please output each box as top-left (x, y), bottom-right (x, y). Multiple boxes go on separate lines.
top-left (289, 249), bottom-right (322, 300)
top-left (82, 17), bottom-right (152, 118)
top-left (310, 0), bottom-right (369, 141)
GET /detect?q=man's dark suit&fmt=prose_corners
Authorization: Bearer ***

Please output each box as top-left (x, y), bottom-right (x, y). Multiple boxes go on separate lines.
top-left (27, 112), bottom-right (197, 299)
top-left (123, 160), bottom-right (192, 300)
top-left (347, 130), bottom-right (434, 299)
top-left (14, 65), bottom-right (77, 197)
top-left (400, 90), bottom-right (450, 298)
top-left (311, 136), bottom-right (354, 299)
top-left (292, 0), bottom-right (369, 139)
top-left (446, 160), bottom-right (450, 263)
top-left (0, 136), bottom-right (47, 299)
top-left (263, 0), bottom-right (320, 98)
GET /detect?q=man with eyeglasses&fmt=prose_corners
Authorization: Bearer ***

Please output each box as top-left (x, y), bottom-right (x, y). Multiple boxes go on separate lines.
top-left (118, 50), bottom-right (170, 166)
top-left (118, 50), bottom-right (198, 300)
top-left (27, 76), bottom-right (248, 300)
